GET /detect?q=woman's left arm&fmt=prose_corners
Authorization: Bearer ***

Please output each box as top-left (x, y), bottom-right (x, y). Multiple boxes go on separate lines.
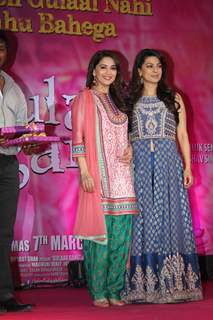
top-left (176, 93), bottom-right (193, 188)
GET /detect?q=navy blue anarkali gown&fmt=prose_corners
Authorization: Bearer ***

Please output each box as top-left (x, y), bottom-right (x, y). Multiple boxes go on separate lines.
top-left (122, 96), bottom-right (203, 303)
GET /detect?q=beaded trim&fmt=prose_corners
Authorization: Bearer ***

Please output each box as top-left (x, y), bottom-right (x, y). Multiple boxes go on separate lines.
top-left (92, 90), bottom-right (127, 125)
top-left (72, 144), bottom-right (86, 157)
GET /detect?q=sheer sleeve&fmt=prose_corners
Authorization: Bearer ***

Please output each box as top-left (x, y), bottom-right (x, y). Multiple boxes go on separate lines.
top-left (71, 91), bottom-right (86, 158)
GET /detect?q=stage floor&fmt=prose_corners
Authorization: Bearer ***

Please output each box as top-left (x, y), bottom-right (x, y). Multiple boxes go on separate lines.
top-left (2, 281), bottom-right (213, 320)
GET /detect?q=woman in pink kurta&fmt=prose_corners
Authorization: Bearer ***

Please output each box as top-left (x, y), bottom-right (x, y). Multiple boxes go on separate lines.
top-left (72, 50), bottom-right (137, 307)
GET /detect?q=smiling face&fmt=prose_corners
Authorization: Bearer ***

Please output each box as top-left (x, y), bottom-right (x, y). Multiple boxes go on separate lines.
top-left (93, 56), bottom-right (117, 92)
top-left (0, 40), bottom-right (7, 69)
top-left (138, 56), bottom-right (162, 85)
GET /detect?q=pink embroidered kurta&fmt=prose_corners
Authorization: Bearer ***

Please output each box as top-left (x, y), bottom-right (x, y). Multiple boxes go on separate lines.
top-left (72, 89), bottom-right (137, 242)
top-left (93, 90), bottom-right (136, 215)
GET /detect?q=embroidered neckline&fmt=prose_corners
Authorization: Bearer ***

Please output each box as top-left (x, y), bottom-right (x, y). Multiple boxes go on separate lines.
top-left (92, 89), bottom-right (127, 125)
top-left (140, 96), bottom-right (160, 104)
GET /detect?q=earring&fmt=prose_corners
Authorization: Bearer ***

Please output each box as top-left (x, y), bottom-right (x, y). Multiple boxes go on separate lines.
top-left (140, 77), bottom-right (144, 84)
top-left (93, 76), bottom-right (97, 86)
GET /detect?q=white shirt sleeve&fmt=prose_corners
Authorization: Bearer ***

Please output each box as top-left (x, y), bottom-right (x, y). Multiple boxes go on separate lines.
top-left (0, 90), bottom-right (4, 125)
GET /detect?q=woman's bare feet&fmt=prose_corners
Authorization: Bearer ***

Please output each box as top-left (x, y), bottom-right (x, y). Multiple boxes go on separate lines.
top-left (109, 298), bottom-right (125, 306)
top-left (93, 299), bottom-right (109, 308)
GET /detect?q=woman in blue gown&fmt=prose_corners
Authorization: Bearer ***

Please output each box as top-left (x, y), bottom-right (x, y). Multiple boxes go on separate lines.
top-left (122, 49), bottom-right (203, 303)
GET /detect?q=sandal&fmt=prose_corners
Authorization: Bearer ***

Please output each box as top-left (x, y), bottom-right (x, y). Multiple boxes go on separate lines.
top-left (93, 299), bottom-right (109, 308)
top-left (109, 298), bottom-right (125, 306)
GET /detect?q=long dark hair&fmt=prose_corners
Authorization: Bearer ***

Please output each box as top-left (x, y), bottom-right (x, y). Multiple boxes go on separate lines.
top-left (127, 49), bottom-right (180, 125)
top-left (86, 50), bottom-right (126, 112)
top-left (0, 31), bottom-right (9, 48)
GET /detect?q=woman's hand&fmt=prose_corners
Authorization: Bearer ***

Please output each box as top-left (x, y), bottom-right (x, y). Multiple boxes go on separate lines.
top-left (118, 145), bottom-right (133, 165)
top-left (76, 157), bottom-right (94, 192)
top-left (184, 169), bottom-right (193, 188)
top-left (80, 171), bottom-right (95, 193)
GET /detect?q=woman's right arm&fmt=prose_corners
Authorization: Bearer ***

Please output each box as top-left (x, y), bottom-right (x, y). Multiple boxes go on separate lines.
top-left (72, 92), bottom-right (95, 193)
top-left (76, 157), bottom-right (95, 192)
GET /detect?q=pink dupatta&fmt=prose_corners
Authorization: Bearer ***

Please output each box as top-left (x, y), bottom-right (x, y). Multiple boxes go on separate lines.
top-left (72, 89), bottom-right (107, 244)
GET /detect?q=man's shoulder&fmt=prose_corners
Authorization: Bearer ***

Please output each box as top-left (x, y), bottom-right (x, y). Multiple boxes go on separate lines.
top-left (1, 70), bottom-right (24, 96)
top-left (1, 70), bottom-right (12, 80)
top-left (1, 70), bottom-right (15, 88)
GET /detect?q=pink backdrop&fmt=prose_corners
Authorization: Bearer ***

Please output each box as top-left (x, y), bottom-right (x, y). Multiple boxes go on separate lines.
top-left (0, 0), bottom-right (212, 285)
